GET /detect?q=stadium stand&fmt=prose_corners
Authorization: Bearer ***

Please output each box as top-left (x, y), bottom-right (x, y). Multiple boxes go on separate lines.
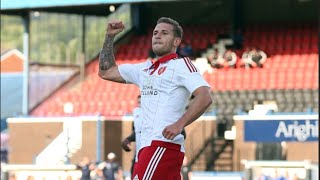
top-left (31, 60), bottom-right (140, 117)
top-left (30, 22), bottom-right (318, 118)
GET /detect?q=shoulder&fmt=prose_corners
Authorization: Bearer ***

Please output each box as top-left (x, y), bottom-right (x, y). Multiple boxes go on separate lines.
top-left (174, 57), bottom-right (199, 73)
top-left (120, 60), bottom-right (152, 70)
top-left (135, 60), bottom-right (152, 69)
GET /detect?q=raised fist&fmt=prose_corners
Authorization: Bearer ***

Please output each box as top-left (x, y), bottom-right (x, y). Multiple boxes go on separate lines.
top-left (107, 20), bottom-right (125, 37)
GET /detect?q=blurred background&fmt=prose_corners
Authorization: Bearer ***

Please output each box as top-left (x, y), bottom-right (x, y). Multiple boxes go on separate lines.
top-left (0, 0), bottom-right (318, 179)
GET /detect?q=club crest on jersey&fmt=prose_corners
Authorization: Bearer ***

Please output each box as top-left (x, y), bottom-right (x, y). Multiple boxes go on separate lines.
top-left (158, 66), bottom-right (167, 75)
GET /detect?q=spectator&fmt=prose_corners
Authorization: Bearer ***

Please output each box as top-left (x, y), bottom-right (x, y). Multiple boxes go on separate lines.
top-left (185, 42), bottom-right (194, 57)
top-left (178, 42), bottom-right (193, 58)
top-left (232, 28), bottom-right (243, 49)
top-left (223, 49), bottom-right (237, 68)
top-left (91, 166), bottom-right (105, 180)
top-left (240, 47), bottom-right (252, 69)
top-left (177, 43), bottom-right (185, 57)
top-left (77, 156), bottom-right (96, 180)
top-left (100, 152), bottom-right (123, 180)
top-left (248, 47), bottom-right (267, 68)
top-left (207, 48), bottom-right (224, 69)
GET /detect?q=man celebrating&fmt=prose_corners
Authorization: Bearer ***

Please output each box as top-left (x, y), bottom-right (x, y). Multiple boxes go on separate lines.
top-left (98, 17), bottom-right (212, 179)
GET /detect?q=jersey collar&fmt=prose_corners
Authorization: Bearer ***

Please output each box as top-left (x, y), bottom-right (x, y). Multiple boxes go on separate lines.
top-left (149, 53), bottom-right (178, 75)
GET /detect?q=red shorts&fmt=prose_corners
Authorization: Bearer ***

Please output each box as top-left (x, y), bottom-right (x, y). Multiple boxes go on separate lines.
top-left (132, 140), bottom-right (184, 180)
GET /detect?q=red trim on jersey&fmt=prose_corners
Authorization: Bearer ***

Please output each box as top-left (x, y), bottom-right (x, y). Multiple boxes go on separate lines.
top-left (186, 57), bottom-right (197, 72)
top-left (149, 53), bottom-right (178, 75)
top-left (183, 57), bottom-right (193, 72)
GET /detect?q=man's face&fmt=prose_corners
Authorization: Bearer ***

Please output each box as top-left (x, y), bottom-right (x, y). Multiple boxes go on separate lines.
top-left (152, 23), bottom-right (180, 56)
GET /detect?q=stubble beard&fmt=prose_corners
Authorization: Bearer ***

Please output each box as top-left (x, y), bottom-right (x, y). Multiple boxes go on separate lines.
top-left (152, 45), bottom-right (172, 57)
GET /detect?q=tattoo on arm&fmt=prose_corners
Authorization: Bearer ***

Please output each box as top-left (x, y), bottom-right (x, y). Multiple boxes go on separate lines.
top-left (99, 35), bottom-right (116, 71)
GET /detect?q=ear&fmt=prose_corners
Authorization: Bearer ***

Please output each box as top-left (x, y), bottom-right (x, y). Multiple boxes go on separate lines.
top-left (173, 37), bottom-right (181, 48)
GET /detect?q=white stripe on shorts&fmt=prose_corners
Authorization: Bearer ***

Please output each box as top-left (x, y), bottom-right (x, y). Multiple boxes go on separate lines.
top-left (142, 147), bottom-right (166, 180)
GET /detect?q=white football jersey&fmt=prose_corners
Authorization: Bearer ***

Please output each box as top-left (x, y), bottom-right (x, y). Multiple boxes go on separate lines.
top-left (119, 56), bottom-right (210, 152)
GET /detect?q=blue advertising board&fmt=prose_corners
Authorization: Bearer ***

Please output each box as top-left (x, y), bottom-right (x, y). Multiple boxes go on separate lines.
top-left (244, 120), bottom-right (318, 142)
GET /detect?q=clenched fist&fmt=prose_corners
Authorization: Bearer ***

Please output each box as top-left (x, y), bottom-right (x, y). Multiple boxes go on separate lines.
top-left (107, 20), bottom-right (125, 37)
top-left (162, 123), bottom-right (183, 140)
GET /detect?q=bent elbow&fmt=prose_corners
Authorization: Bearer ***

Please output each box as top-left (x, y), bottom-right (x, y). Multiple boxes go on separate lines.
top-left (203, 91), bottom-right (213, 108)
top-left (206, 95), bottom-right (213, 107)
top-left (98, 70), bottom-right (105, 79)
top-left (98, 70), bottom-right (109, 80)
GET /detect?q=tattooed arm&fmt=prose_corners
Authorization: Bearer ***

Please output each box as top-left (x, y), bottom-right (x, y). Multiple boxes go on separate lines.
top-left (98, 20), bottom-right (126, 83)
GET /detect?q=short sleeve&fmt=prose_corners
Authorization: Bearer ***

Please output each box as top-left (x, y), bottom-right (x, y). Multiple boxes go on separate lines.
top-left (176, 58), bottom-right (211, 93)
top-left (118, 62), bottom-right (146, 85)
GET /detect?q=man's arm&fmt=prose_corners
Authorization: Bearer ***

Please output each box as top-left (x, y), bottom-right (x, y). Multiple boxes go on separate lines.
top-left (121, 131), bottom-right (136, 152)
top-left (98, 20), bottom-right (126, 83)
top-left (162, 86), bottom-right (212, 140)
top-left (126, 131), bottom-right (136, 142)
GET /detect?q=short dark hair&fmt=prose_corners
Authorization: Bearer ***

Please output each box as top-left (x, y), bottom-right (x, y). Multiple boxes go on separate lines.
top-left (157, 17), bottom-right (183, 39)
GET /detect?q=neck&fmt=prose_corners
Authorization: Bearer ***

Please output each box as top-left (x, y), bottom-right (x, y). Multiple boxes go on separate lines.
top-left (157, 53), bottom-right (177, 60)
top-left (155, 49), bottom-right (177, 60)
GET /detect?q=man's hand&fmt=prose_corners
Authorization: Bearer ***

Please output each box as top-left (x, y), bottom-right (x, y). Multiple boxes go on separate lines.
top-left (121, 138), bottom-right (132, 152)
top-left (107, 20), bottom-right (125, 37)
top-left (162, 123), bottom-right (184, 140)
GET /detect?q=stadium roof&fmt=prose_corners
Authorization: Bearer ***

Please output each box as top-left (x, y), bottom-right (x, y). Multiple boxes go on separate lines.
top-left (1, 0), bottom-right (173, 9)
top-left (1, 0), bottom-right (184, 16)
